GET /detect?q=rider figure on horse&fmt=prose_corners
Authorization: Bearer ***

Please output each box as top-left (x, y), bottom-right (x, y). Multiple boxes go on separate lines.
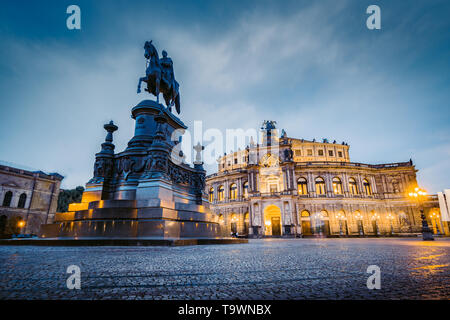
top-left (137, 41), bottom-right (181, 114)
top-left (160, 50), bottom-right (180, 105)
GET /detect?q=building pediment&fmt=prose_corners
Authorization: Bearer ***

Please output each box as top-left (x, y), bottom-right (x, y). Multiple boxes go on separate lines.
top-left (259, 153), bottom-right (280, 168)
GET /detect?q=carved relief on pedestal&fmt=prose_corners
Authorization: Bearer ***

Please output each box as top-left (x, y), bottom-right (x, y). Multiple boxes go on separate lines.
top-left (90, 158), bottom-right (114, 183)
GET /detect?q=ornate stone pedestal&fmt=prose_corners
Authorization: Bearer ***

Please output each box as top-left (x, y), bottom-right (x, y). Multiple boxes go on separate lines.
top-left (39, 100), bottom-right (231, 241)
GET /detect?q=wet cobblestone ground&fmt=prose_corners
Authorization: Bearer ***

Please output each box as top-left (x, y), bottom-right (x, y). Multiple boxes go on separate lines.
top-left (0, 238), bottom-right (449, 300)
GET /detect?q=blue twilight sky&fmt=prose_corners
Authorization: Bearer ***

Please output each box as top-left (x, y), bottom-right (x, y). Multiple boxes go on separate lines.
top-left (0, 0), bottom-right (449, 192)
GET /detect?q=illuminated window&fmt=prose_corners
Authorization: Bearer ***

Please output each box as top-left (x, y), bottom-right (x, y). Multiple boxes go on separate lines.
top-left (318, 150), bottom-right (324, 156)
top-left (218, 214), bottom-right (224, 224)
top-left (18, 193), bottom-right (27, 208)
top-left (328, 150), bottom-right (333, 156)
top-left (270, 184), bottom-right (278, 193)
top-left (294, 149), bottom-right (301, 156)
top-left (209, 187), bottom-right (214, 202)
top-left (315, 177), bottom-right (326, 195)
top-left (332, 177), bottom-right (343, 194)
top-left (301, 210), bottom-right (310, 217)
top-left (2, 191), bottom-right (12, 207)
top-left (297, 177), bottom-right (308, 195)
top-left (218, 185), bottom-right (225, 201)
top-left (243, 181), bottom-right (249, 198)
top-left (307, 149), bottom-right (313, 156)
top-left (349, 178), bottom-right (358, 195)
top-left (363, 179), bottom-right (372, 195)
top-left (338, 151), bottom-right (343, 157)
top-left (230, 183), bottom-right (237, 200)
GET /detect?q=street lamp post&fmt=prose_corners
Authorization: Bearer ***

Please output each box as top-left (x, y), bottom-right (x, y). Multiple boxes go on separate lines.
top-left (17, 220), bottom-right (25, 235)
top-left (408, 187), bottom-right (434, 241)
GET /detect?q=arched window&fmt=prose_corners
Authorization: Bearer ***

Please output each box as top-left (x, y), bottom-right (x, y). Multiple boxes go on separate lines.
top-left (297, 177), bottom-right (308, 195)
top-left (243, 182), bottom-right (249, 199)
top-left (349, 178), bottom-right (358, 195)
top-left (17, 193), bottom-right (27, 209)
top-left (315, 177), bottom-right (326, 195)
top-left (230, 183), bottom-right (237, 200)
top-left (363, 179), bottom-right (372, 195)
top-left (218, 214), bottom-right (224, 224)
top-left (336, 210), bottom-right (346, 220)
top-left (209, 187), bottom-right (214, 202)
top-left (218, 185), bottom-right (225, 201)
top-left (320, 210), bottom-right (328, 218)
top-left (301, 210), bottom-right (310, 217)
top-left (332, 177), bottom-right (343, 194)
top-left (2, 191), bottom-right (12, 207)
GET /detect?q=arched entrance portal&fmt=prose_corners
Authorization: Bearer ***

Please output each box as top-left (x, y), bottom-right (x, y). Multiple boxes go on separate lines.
top-left (263, 205), bottom-right (282, 236)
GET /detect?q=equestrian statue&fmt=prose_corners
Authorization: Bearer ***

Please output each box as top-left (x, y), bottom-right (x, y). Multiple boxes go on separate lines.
top-left (137, 40), bottom-right (181, 114)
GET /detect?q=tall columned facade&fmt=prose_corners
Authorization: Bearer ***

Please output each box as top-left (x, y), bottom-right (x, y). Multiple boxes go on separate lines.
top-left (206, 121), bottom-right (446, 237)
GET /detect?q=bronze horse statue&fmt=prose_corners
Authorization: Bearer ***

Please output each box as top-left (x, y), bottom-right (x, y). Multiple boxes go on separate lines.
top-left (137, 41), bottom-right (181, 114)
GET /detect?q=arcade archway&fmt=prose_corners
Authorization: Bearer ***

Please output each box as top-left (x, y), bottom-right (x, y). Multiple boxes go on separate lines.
top-left (263, 205), bottom-right (282, 236)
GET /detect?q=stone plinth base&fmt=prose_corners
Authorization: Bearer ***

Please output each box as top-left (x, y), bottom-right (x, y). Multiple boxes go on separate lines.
top-left (39, 199), bottom-right (227, 239)
top-left (0, 238), bottom-right (247, 246)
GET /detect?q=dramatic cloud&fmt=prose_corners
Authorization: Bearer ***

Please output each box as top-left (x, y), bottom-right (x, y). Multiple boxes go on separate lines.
top-left (0, 0), bottom-right (449, 192)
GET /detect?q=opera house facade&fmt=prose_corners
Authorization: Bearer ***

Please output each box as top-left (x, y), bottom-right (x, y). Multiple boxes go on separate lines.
top-left (205, 121), bottom-right (445, 237)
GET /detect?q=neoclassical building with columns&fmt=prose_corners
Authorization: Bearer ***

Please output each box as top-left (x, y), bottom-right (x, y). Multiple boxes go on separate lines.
top-left (205, 121), bottom-right (445, 237)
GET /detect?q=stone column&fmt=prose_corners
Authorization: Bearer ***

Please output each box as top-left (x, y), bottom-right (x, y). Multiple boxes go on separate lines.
top-left (237, 177), bottom-right (242, 200)
top-left (282, 168), bottom-right (288, 191)
top-left (307, 172), bottom-right (315, 194)
top-left (291, 166), bottom-right (296, 191)
top-left (248, 202), bottom-right (254, 235)
top-left (357, 174), bottom-right (364, 196)
top-left (381, 175), bottom-right (388, 197)
top-left (225, 180), bottom-right (229, 201)
top-left (342, 172), bottom-right (349, 196)
top-left (371, 175), bottom-right (377, 194)
top-left (325, 173), bottom-right (333, 197)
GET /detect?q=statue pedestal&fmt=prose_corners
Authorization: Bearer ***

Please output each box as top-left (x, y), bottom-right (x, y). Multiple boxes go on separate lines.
top-left (39, 100), bottom-right (236, 243)
top-left (40, 199), bottom-right (221, 239)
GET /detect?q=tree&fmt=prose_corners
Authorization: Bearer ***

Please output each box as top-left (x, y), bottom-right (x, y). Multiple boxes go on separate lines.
top-left (57, 186), bottom-right (84, 212)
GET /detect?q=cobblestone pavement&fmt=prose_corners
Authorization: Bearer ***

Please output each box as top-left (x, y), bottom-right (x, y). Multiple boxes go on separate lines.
top-left (0, 238), bottom-right (449, 300)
